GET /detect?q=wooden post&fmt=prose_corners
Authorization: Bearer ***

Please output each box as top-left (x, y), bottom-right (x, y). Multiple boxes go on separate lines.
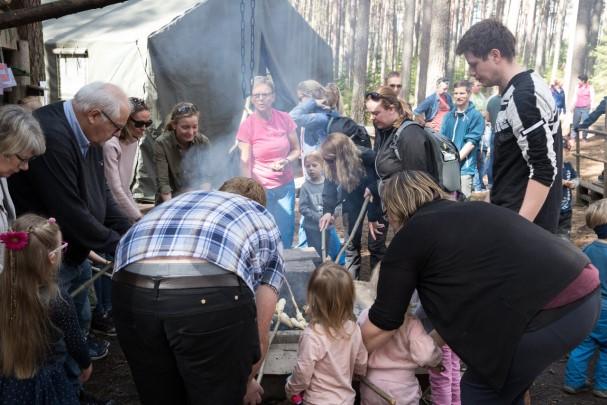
top-left (575, 127), bottom-right (582, 204)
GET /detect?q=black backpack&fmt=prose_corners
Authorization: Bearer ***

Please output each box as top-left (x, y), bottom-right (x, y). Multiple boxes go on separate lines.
top-left (391, 121), bottom-right (461, 192)
top-left (326, 116), bottom-right (372, 149)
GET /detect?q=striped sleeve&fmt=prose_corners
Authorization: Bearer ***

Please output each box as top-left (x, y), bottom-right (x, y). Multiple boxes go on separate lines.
top-left (508, 76), bottom-right (558, 187)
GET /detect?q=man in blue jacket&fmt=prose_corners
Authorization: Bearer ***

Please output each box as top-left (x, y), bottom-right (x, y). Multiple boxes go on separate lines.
top-left (440, 80), bottom-right (485, 197)
top-left (414, 77), bottom-right (453, 132)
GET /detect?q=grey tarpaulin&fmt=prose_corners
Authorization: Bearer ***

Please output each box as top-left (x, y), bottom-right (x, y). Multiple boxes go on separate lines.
top-left (43, 0), bottom-right (332, 199)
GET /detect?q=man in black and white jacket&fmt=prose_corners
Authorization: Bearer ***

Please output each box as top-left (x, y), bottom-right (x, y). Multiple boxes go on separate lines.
top-left (456, 19), bottom-right (562, 233)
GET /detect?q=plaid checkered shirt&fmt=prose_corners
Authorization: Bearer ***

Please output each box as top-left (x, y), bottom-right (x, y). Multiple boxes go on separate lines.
top-left (113, 191), bottom-right (285, 293)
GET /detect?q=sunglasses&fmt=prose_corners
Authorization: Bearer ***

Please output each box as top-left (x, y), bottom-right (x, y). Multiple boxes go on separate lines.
top-left (365, 92), bottom-right (389, 101)
top-left (129, 117), bottom-right (153, 128)
top-left (49, 241), bottom-right (68, 255)
top-left (175, 104), bottom-right (198, 115)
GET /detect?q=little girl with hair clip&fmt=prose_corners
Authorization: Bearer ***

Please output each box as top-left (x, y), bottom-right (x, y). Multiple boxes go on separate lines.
top-left (285, 262), bottom-right (368, 404)
top-left (0, 214), bottom-right (91, 405)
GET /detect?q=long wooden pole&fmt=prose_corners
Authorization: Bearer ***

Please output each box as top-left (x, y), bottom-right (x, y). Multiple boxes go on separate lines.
top-left (0, 0), bottom-right (127, 29)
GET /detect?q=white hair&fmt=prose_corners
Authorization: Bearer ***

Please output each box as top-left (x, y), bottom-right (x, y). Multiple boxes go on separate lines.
top-left (0, 105), bottom-right (45, 156)
top-left (72, 82), bottom-right (129, 121)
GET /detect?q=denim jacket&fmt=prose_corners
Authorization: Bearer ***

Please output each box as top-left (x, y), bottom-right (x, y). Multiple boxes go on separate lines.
top-left (289, 99), bottom-right (339, 148)
top-left (414, 92), bottom-right (454, 122)
top-left (579, 96), bottom-right (607, 129)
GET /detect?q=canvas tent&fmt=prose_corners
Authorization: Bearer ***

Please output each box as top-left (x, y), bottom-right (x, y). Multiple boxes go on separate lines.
top-left (43, 0), bottom-right (333, 198)
top-left (44, 0), bottom-right (333, 134)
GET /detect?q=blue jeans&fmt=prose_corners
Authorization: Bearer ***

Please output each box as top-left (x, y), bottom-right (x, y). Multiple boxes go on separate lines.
top-left (473, 148), bottom-right (489, 191)
top-left (573, 107), bottom-right (590, 139)
top-left (266, 181), bottom-right (295, 248)
top-left (93, 257), bottom-right (113, 315)
top-left (565, 299), bottom-right (607, 390)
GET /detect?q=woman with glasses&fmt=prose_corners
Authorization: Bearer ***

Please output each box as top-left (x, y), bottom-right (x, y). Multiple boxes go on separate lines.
top-left (154, 102), bottom-right (210, 204)
top-left (103, 97), bottom-right (150, 222)
top-left (237, 76), bottom-right (300, 248)
top-left (0, 105), bottom-right (45, 271)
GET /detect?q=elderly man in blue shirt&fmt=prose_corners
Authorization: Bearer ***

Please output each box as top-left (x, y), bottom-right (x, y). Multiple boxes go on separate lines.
top-left (112, 177), bottom-right (285, 405)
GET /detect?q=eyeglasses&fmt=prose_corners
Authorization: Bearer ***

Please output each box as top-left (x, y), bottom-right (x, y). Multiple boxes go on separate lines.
top-left (251, 92), bottom-right (273, 100)
top-left (389, 84), bottom-right (403, 89)
top-left (101, 110), bottom-right (124, 135)
top-left (49, 241), bottom-right (68, 255)
top-left (129, 117), bottom-right (153, 128)
top-left (130, 97), bottom-right (146, 108)
top-left (14, 153), bottom-right (37, 166)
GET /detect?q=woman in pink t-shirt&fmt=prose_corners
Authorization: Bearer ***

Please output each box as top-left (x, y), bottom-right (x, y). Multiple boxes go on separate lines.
top-left (237, 76), bottom-right (300, 248)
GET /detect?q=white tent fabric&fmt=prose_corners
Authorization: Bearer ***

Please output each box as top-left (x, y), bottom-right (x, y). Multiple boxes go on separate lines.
top-left (43, 0), bottom-right (333, 138)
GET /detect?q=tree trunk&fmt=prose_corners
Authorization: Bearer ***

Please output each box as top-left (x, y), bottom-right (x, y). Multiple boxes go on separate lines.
top-left (566, 0), bottom-right (593, 107)
top-left (522, 0), bottom-right (537, 66)
top-left (12, 0), bottom-right (44, 84)
top-left (446, 0), bottom-right (461, 82)
top-left (416, 0), bottom-right (433, 104)
top-left (0, 0), bottom-right (127, 29)
top-left (550, 0), bottom-right (567, 82)
top-left (534, 0), bottom-right (548, 73)
top-left (425, 0), bottom-right (449, 94)
top-left (587, 0), bottom-right (605, 75)
top-left (345, 0), bottom-right (357, 86)
top-left (351, 0), bottom-right (370, 123)
top-left (400, 0), bottom-right (416, 100)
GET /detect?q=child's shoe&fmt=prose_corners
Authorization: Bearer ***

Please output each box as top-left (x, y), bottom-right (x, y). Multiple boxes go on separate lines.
top-left (563, 383), bottom-right (591, 394)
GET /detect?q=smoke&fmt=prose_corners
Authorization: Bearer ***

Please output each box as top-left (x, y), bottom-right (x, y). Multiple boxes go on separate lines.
top-left (181, 132), bottom-right (241, 191)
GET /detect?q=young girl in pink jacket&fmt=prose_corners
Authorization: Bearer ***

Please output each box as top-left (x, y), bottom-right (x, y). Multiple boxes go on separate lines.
top-left (285, 262), bottom-right (368, 404)
top-left (358, 308), bottom-right (442, 404)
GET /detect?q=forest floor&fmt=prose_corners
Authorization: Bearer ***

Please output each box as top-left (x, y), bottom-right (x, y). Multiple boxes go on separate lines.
top-left (88, 137), bottom-right (607, 404)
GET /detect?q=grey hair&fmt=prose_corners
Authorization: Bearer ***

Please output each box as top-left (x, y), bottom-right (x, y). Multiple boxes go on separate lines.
top-left (0, 105), bottom-right (45, 156)
top-left (72, 82), bottom-right (129, 121)
top-left (252, 76), bottom-right (274, 93)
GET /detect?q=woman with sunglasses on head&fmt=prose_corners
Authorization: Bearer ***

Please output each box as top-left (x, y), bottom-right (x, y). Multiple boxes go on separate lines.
top-left (154, 102), bottom-right (210, 204)
top-left (237, 76), bottom-right (301, 248)
top-left (103, 97), bottom-right (151, 223)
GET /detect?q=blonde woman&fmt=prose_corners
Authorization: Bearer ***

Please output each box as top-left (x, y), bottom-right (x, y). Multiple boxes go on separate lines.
top-left (319, 133), bottom-right (382, 278)
top-left (362, 170), bottom-right (600, 404)
top-left (154, 102), bottom-right (210, 204)
top-left (237, 76), bottom-right (300, 248)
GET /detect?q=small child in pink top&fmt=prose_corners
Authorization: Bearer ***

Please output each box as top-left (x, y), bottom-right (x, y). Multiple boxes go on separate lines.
top-left (358, 309), bottom-right (441, 405)
top-left (285, 262), bottom-right (368, 405)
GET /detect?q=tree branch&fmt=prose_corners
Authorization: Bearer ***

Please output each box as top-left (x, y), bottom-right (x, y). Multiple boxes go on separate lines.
top-left (0, 0), bottom-right (127, 29)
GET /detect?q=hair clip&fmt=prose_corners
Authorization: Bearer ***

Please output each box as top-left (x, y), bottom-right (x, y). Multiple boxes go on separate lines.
top-left (48, 217), bottom-right (56, 224)
top-left (0, 231), bottom-right (29, 251)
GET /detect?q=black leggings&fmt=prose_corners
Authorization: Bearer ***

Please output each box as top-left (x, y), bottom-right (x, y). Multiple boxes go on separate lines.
top-left (461, 289), bottom-right (601, 404)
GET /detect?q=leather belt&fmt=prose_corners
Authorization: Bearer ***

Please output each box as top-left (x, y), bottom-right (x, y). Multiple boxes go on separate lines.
top-left (114, 270), bottom-right (240, 289)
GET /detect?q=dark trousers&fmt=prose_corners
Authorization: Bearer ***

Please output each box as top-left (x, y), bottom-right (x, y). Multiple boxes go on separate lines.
top-left (344, 201), bottom-right (387, 277)
top-left (112, 278), bottom-right (260, 405)
top-left (461, 289), bottom-right (601, 404)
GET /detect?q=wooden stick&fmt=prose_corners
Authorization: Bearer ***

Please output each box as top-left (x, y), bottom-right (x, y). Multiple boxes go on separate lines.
top-left (335, 195), bottom-right (371, 262)
top-left (359, 376), bottom-right (397, 405)
top-left (321, 228), bottom-right (327, 261)
top-left (256, 307), bottom-right (284, 384)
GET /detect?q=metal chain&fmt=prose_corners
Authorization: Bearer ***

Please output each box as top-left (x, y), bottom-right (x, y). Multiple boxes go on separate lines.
top-left (240, 0), bottom-right (247, 99)
top-left (250, 0), bottom-right (256, 95)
